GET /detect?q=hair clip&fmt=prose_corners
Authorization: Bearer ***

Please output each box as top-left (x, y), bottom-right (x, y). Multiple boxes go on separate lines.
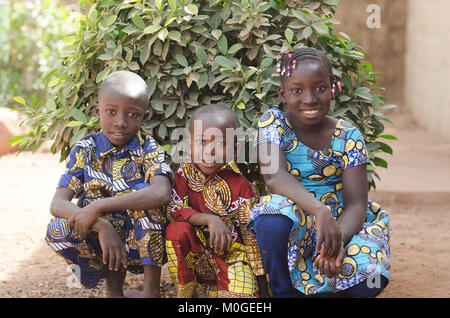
top-left (276, 62), bottom-right (281, 74)
top-left (292, 59), bottom-right (297, 70)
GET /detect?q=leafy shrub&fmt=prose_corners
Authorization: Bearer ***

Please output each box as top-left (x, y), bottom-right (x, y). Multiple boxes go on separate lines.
top-left (0, 0), bottom-right (71, 109)
top-left (13, 0), bottom-right (396, 190)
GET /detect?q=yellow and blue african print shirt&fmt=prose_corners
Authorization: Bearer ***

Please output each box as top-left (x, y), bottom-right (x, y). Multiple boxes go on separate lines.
top-left (58, 130), bottom-right (172, 208)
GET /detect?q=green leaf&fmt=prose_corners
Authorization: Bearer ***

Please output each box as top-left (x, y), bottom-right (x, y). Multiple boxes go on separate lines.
top-left (302, 26), bottom-right (312, 39)
top-left (217, 35), bottom-right (228, 55)
top-left (168, 30), bottom-right (181, 42)
top-left (165, 101), bottom-right (177, 118)
top-left (215, 56), bottom-right (235, 69)
top-left (143, 24), bottom-right (161, 34)
top-left (132, 14), bottom-right (146, 30)
top-left (96, 67), bottom-right (112, 83)
top-left (97, 53), bottom-right (113, 61)
top-left (67, 121), bottom-right (84, 127)
top-left (140, 46), bottom-right (150, 64)
top-left (228, 43), bottom-right (243, 55)
top-left (311, 22), bottom-right (329, 34)
top-left (236, 102), bottom-right (246, 110)
top-left (176, 54), bottom-right (189, 67)
top-left (13, 96), bottom-right (26, 105)
top-left (197, 72), bottom-right (208, 88)
top-left (101, 15), bottom-right (117, 28)
top-left (185, 4), bottom-right (198, 15)
top-left (354, 87), bottom-right (371, 100)
top-left (71, 109), bottom-right (88, 123)
top-left (285, 28), bottom-right (294, 42)
top-left (168, 0), bottom-right (177, 9)
top-left (260, 57), bottom-right (273, 69)
top-left (372, 157), bottom-right (388, 168)
top-left (195, 46), bottom-right (208, 64)
top-left (8, 135), bottom-right (25, 147)
top-left (379, 134), bottom-right (398, 141)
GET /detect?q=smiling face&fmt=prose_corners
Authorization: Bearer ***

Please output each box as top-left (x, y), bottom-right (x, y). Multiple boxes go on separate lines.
top-left (95, 86), bottom-right (149, 146)
top-left (189, 112), bottom-right (237, 176)
top-left (278, 59), bottom-right (332, 128)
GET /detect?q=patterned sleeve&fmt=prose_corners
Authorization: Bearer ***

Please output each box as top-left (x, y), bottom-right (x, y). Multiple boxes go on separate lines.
top-left (57, 140), bottom-right (91, 198)
top-left (237, 179), bottom-right (266, 276)
top-left (166, 165), bottom-right (199, 222)
top-left (343, 127), bottom-right (371, 169)
top-left (142, 136), bottom-right (173, 183)
top-left (254, 108), bottom-right (283, 147)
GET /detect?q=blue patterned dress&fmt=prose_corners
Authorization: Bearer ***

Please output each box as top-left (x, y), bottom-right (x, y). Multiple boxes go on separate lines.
top-left (248, 107), bottom-right (390, 295)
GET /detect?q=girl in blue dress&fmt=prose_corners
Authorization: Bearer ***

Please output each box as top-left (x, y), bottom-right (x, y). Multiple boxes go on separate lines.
top-left (248, 47), bottom-right (390, 297)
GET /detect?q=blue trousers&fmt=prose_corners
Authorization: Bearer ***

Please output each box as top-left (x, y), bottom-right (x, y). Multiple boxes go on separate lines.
top-left (253, 215), bottom-right (388, 298)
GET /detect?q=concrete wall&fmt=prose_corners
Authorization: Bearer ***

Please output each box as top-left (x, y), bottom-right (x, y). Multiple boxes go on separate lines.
top-left (334, 0), bottom-right (450, 138)
top-left (333, 0), bottom-right (407, 107)
top-left (403, 0), bottom-right (450, 138)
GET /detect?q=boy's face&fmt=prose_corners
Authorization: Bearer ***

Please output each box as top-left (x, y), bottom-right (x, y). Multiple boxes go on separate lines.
top-left (189, 114), bottom-right (236, 176)
top-left (95, 87), bottom-right (149, 146)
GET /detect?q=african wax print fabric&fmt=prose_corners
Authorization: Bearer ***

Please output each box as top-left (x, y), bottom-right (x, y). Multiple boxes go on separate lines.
top-left (45, 131), bottom-right (172, 288)
top-left (166, 162), bottom-right (265, 298)
top-left (248, 107), bottom-right (390, 295)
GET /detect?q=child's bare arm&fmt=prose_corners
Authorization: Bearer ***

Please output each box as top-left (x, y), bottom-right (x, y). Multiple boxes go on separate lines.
top-left (338, 164), bottom-right (367, 243)
top-left (258, 143), bottom-right (342, 258)
top-left (88, 175), bottom-right (171, 217)
top-left (50, 187), bottom-right (81, 219)
top-left (187, 213), bottom-right (232, 254)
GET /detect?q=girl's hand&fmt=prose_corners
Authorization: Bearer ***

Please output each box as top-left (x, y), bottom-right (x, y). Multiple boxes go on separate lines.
top-left (314, 243), bottom-right (345, 278)
top-left (206, 215), bottom-right (232, 255)
top-left (95, 219), bottom-right (128, 271)
top-left (314, 208), bottom-right (343, 259)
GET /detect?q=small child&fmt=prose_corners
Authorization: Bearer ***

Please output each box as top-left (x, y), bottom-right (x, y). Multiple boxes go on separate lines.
top-left (165, 104), bottom-right (269, 298)
top-left (45, 70), bottom-right (172, 298)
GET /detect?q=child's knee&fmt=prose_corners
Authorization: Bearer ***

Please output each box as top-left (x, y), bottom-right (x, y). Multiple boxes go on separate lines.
top-left (166, 221), bottom-right (195, 242)
top-left (45, 217), bottom-right (71, 241)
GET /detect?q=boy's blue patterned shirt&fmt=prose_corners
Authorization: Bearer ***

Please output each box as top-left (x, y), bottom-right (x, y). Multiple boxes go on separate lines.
top-left (58, 130), bottom-right (172, 208)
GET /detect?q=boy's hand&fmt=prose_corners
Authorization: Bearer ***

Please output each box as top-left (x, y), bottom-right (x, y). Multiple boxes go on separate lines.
top-left (206, 215), bottom-right (232, 255)
top-left (68, 201), bottom-right (103, 234)
top-left (95, 218), bottom-right (128, 271)
top-left (314, 242), bottom-right (345, 278)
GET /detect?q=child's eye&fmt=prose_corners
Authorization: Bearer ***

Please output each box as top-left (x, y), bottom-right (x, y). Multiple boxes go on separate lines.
top-left (106, 109), bottom-right (115, 115)
top-left (316, 85), bottom-right (327, 93)
top-left (291, 88), bottom-right (302, 94)
top-left (128, 112), bottom-right (140, 118)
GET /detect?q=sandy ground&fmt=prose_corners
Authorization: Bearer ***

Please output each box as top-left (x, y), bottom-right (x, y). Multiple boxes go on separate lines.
top-left (1, 110), bottom-right (449, 298)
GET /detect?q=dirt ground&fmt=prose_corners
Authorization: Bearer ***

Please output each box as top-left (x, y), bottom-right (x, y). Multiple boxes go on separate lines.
top-left (1, 110), bottom-right (449, 298)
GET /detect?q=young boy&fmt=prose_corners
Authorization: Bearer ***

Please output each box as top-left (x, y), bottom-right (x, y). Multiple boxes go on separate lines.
top-left (45, 70), bottom-right (172, 298)
top-left (165, 104), bottom-right (269, 298)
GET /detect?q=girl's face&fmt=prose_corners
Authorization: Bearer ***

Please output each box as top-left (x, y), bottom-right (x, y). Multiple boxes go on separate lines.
top-left (278, 59), bottom-right (331, 128)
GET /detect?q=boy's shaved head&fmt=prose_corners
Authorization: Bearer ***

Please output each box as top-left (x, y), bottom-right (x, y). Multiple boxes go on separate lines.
top-left (189, 104), bottom-right (240, 130)
top-left (98, 70), bottom-right (150, 109)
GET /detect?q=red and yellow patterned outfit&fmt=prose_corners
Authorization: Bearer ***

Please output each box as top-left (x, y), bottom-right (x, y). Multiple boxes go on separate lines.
top-left (165, 162), bottom-right (265, 298)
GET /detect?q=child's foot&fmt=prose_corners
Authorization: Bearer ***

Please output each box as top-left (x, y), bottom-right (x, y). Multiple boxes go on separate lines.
top-left (105, 270), bottom-right (126, 298)
top-left (142, 265), bottom-right (162, 298)
top-left (141, 286), bottom-right (161, 298)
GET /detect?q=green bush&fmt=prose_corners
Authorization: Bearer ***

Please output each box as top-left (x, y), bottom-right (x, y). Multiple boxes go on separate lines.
top-left (13, 0), bottom-right (396, 190)
top-left (0, 0), bottom-right (71, 109)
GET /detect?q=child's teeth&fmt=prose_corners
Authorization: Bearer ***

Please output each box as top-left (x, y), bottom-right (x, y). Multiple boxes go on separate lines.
top-left (304, 110), bottom-right (318, 114)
